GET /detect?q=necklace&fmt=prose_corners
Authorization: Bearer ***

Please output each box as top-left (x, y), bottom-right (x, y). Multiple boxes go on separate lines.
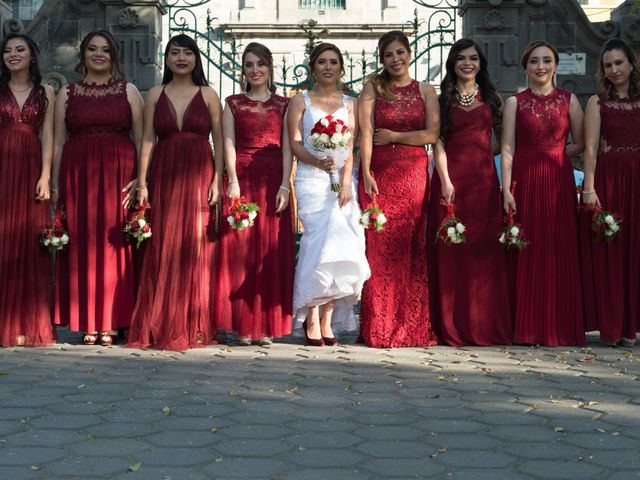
top-left (455, 83), bottom-right (478, 107)
top-left (8, 83), bottom-right (32, 93)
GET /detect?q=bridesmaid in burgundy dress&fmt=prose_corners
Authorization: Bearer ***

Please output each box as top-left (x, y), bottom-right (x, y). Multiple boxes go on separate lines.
top-left (217, 43), bottom-right (294, 346)
top-left (0, 34), bottom-right (55, 346)
top-left (52, 30), bottom-right (143, 346)
top-left (427, 39), bottom-right (511, 346)
top-left (582, 38), bottom-right (640, 346)
top-left (501, 41), bottom-right (585, 346)
top-left (127, 34), bottom-right (223, 351)
top-left (358, 30), bottom-right (439, 347)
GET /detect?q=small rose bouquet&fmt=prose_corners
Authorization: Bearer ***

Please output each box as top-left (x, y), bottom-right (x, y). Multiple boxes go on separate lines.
top-left (40, 208), bottom-right (70, 252)
top-left (123, 204), bottom-right (152, 249)
top-left (308, 114), bottom-right (351, 192)
top-left (360, 201), bottom-right (387, 232)
top-left (499, 210), bottom-right (529, 250)
top-left (588, 207), bottom-right (621, 242)
top-left (436, 201), bottom-right (467, 245)
top-left (227, 196), bottom-right (259, 231)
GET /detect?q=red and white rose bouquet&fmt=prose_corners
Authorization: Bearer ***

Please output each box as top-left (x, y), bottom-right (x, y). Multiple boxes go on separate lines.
top-left (40, 208), bottom-right (69, 252)
top-left (360, 205), bottom-right (387, 232)
top-left (498, 210), bottom-right (529, 250)
top-left (586, 206), bottom-right (622, 242)
top-left (227, 196), bottom-right (260, 231)
top-left (436, 201), bottom-right (467, 245)
top-left (123, 204), bottom-right (152, 249)
top-left (308, 114), bottom-right (352, 192)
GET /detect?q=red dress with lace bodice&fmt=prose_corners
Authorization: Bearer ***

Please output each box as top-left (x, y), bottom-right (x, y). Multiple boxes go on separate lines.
top-left (358, 80), bottom-right (437, 347)
top-left (0, 87), bottom-right (54, 346)
top-left (127, 88), bottom-right (218, 351)
top-left (55, 80), bottom-right (136, 333)
top-left (581, 94), bottom-right (640, 343)
top-left (511, 88), bottom-right (584, 346)
top-left (427, 101), bottom-right (511, 346)
top-left (215, 94), bottom-right (294, 340)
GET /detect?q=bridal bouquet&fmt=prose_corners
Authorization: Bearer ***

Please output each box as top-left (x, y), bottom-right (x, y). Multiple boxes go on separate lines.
top-left (40, 208), bottom-right (69, 252)
top-left (308, 114), bottom-right (351, 192)
top-left (436, 201), bottom-right (467, 245)
top-left (227, 196), bottom-right (260, 231)
top-left (123, 204), bottom-right (152, 249)
top-left (586, 206), bottom-right (621, 242)
top-left (498, 209), bottom-right (529, 250)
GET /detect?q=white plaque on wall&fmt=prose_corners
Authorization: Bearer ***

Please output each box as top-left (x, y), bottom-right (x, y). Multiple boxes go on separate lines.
top-left (557, 53), bottom-right (586, 76)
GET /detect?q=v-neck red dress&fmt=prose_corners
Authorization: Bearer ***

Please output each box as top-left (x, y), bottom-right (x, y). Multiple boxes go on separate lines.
top-left (0, 87), bottom-right (54, 346)
top-left (127, 88), bottom-right (219, 350)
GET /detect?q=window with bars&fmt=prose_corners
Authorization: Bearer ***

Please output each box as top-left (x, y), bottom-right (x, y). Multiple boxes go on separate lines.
top-left (298, 0), bottom-right (346, 9)
top-left (11, 0), bottom-right (43, 20)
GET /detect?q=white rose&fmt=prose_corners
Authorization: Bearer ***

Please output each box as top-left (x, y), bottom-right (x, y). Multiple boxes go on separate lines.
top-left (331, 132), bottom-right (343, 145)
top-left (455, 222), bottom-right (466, 234)
top-left (61, 234), bottom-right (69, 244)
top-left (605, 230), bottom-right (613, 237)
top-left (320, 118), bottom-right (329, 127)
top-left (604, 215), bottom-right (615, 225)
top-left (249, 211), bottom-right (257, 221)
top-left (499, 233), bottom-right (506, 244)
top-left (227, 215), bottom-right (235, 225)
top-left (609, 223), bottom-right (620, 233)
top-left (143, 231), bottom-right (152, 238)
top-left (447, 226), bottom-right (456, 237)
top-left (360, 212), bottom-right (370, 226)
top-left (43, 238), bottom-right (51, 246)
top-left (311, 132), bottom-right (320, 141)
top-left (137, 218), bottom-right (147, 227)
top-left (509, 226), bottom-right (520, 236)
top-left (342, 131), bottom-right (352, 143)
top-left (241, 219), bottom-right (250, 228)
top-left (319, 133), bottom-right (330, 146)
top-left (51, 237), bottom-right (60, 246)
top-left (377, 213), bottom-right (387, 225)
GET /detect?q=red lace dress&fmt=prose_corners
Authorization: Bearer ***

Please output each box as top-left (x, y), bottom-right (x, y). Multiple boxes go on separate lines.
top-left (511, 88), bottom-right (584, 346)
top-left (358, 80), bottom-right (437, 347)
top-left (427, 101), bottom-right (511, 346)
top-left (127, 88), bottom-right (218, 351)
top-left (55, 80), bottom-right (136, 333)
top-left (581, 95), bottom-right (640, 342)
top-left (0, 87), bottom-right (54, 346)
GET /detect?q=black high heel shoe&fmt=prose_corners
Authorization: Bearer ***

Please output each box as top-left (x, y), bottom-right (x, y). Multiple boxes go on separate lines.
top-left (303, 319), bottom-right (324, 347)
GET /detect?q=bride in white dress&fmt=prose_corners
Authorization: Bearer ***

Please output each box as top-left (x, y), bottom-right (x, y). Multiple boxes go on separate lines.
top-left (287, 43), bottom-right (370, 346)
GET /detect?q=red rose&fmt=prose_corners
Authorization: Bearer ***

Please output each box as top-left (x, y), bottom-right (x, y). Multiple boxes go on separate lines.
top-left (234, 213), bottom-right (241, 222)
top-left (369, 212), bottom-right (378, 221)
top-left (240, 211), bottom-right (249, 219)
top-left (131, 222), bottom-right (139, 232)
top-left (142, 224), bottom-right (150, 233)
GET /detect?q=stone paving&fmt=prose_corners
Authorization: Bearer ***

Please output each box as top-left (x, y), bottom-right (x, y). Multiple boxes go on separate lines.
top-left (0, 331), bottom-right (639, 479)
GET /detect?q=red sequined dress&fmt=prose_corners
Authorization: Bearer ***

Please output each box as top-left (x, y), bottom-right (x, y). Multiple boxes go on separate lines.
top-left (215, 94), bottom-right (294, 340)
top-left (427, 100), bottom-right (512, 346)
top-left (358, 80), bottom-right (437, 347)
top-left (127, 88), bottom-right (218, 351)
top-left (581, 94), bottom-right (640, 343)
top-left (55, 80), bottom-right (136, 334)
top-left (511, 88), bottom-right (584, 346)
top-left (0, 87), bottom-right (54, 346)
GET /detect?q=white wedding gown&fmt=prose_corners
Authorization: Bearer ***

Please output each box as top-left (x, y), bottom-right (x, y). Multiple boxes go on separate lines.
top-left (292, 92), bottom-right (371, 334)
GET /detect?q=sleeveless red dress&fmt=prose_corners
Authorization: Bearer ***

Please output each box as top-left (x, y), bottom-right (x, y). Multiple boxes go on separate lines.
top-left (581, 95), bottom-right (640, 343)
top-left (55, 80), bottom-right (136, 333)
top-left (215, 94), bottom-right (294, 340)
top-left (511, 88), bottom-right (584, 346)
top-left (427, 101), bottom-right (511, 346)
top-left (127, 88), bottom-right (218, 350)
top-left (0, 87), bottom-right (54, 346)
top-left (358, 80), bottom-right (437, 347)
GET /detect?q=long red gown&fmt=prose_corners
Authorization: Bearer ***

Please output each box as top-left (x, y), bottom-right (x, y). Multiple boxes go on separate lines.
top-left (0, 87), bottom-right (54, 346)
top-left (581, 94), bottom-right (640, 343)
top-left (127, 88), bottom-right (218, 350)
top-left (215, 94), bottom-right (294, 340)
top-left (427, 101), bottom-right (512, 346)
top-left (55, 80), bottom-right (136, 333)
top-left (358, 80), bottom-right (437, 348)
top-left (511, 88), bottom-right (584, 346)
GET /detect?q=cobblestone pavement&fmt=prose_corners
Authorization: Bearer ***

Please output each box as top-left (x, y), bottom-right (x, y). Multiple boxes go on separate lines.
top-left (0, 331), bottom-right (639, 480)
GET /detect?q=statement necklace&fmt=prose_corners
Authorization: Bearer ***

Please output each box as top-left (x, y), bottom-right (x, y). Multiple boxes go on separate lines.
top-left (455, 83), bottom-right (478, 107)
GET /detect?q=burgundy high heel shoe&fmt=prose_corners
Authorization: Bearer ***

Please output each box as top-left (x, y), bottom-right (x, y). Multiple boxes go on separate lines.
top-left (322, 335), bottom-right (339, 347)
top-left (303, 319), bottom-right (324, 347)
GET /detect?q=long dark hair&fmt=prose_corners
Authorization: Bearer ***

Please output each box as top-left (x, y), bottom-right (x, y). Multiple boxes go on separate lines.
top-left (597, 37), bottom-right (640, 101)
top-left (0, 33), bottom-right (47, 115)
top-left (240, 42), bottom-right (276, 94)
top-left (439, 38), bottom-right (502, 138)
top-left (162, 34), bottom-right (207, 86)
top-left (75, 30), bottom-right (126, 80)
top-left (372, 30), bottom-right (412, 101)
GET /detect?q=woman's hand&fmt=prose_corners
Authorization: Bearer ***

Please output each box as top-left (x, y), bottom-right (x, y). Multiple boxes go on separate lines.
top-left (35, 176), bottom-right (50, 201)
top-left (226, 180), bottom-right (240, 200)
top-left (362, 173), bottom-right (379, 196)
top-left (208, 178), bottom-right (222, 205)
top-left (373, 128), bottom-right (395, 146)
top-left (441, 181), bottom-right (455, 204)
top-left (315, 156), bottom-right (336, 173)
top-left (275, 186), bottom-right (290, 213)
top-left (581, 191), bottom-right (600, 207)
top-left (503, 190), bottom-right (516, 214)
top-left (122, 179), bottom-right (137, 208)
top-left (338, 187), bottom-right (352, 208)
top-left (136, 184), bottom-right (149, 207)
